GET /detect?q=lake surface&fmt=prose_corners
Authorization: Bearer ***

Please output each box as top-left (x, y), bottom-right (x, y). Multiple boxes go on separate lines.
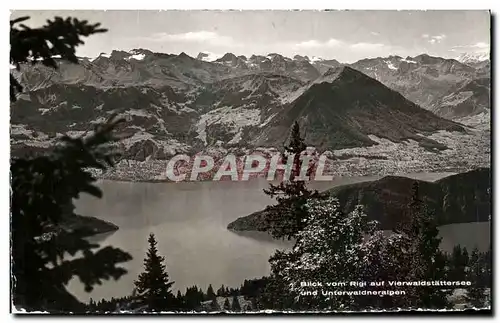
top-left (68, 172), bottom-right (490, 303)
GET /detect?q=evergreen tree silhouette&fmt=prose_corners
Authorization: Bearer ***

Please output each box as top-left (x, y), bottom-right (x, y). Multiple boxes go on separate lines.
top-left (175, 290), bottom-right (184, 310)
top-left (223, 298), bottom-right (231, 311)
top-left (134, 233), bottom-right (175, 312)
top-left (209, 296), bottom-right (220, 311)
top-left (263, 121), bottom-right (320, 240)
top-left (466, 247), bottom-right (487, 308)
top-left (231, 295), bottom-right (241, 312)
top-left (206, 284), bottom-right (216, 301)
top-left (10, 15), bottom-right (132, 312)
top-left (449, 245), bottom-right (469, 281)
top-left (10, 15), bottom-right (106, 102)
top-left (216, 284), bottom-right (225, 296)
top-left (396, 182), bottom-right (451, 309)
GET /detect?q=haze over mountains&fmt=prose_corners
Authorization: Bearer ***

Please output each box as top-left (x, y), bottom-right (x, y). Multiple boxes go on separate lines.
top-left (11, 49), bottom-right (490, 162)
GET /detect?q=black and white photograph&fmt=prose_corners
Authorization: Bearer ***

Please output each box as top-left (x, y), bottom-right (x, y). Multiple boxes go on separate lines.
top-left (9, 9), bottom-right (492, 314)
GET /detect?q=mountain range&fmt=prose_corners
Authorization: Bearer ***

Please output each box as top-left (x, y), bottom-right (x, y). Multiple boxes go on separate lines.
top-left (11, 49), bottom-right (490, 161)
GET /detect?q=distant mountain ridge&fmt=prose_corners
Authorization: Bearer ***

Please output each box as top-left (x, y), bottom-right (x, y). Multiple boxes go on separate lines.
top-left (456, 51), bottom-right (490, 65)
top-left (431, 77), bottom-right (490, 119)
top-left (348, 54), bottom-right (486, 110)
top-left (249, 66), bottom-right (464, 151)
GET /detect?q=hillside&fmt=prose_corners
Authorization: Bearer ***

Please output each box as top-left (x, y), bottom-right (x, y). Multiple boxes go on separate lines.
top-left (227, 168), bottom-right (491, 232)
top-left (431, 77), bottom-right (490, 119)
top-left (251, 66), bottom-right (465, 151)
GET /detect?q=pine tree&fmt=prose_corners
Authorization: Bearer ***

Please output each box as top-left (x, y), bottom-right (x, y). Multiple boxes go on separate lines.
top-left (251, 297), bottom-right (259, 311)
top-left (466, 247), bottom-right (487, 308)
top-left (10, 15), bottom-right (106, 101)
top-left (396, 182), bottom-right (451, 309)
top-left (263, 121), bottom-right (320, 240)
top-left (209, 297), bottom-right (220, 311)
top-left (223, 298), bottom-right (231, 311)
top-left (10, 16), bottom-right (132, 312)
top-left (449, 245), bottom-right (468, 281)
top-left (217, 285), bottom-right (225, 297)
top-left (267, 196), bottom-right (395, 310)
top-left (231, 295), bottom-right (241, 312)
top-left (206, 284), bottom-right (216, 300)
top-left (134, 233), bottom-right (175, 312)
top-left (175, 290), bottom-right (184, 311)
top-left (184, 285), bottom-right (204, 310)
top-left (207, 285), bottom-right (219, 312)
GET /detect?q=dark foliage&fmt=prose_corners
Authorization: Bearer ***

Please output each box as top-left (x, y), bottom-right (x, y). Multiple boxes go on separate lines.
top-left (466, 247), bottom-right (487, 308)
top-left (134, 233), bottom-right (175, 312)
top-left (184, 285), bottom-right (204, 310)
top-left (263, 121), bottom-right (320, 239)
top-left (206, 284), bottom-right (216, 300)
top-left (395, 182), bottom-right (452, 309)
top-left (11, 115), bottom-right (132, 311)
top-left (10, 16), bottom-right (107, 101)
top-left (10, 15), bottom-right (132, 312)
top-left (227, 168), bottom-right (491, 233)
top-left (223, 298), bottom-right (231, 311)
top-left (231, 295), bottom-right (241, 312)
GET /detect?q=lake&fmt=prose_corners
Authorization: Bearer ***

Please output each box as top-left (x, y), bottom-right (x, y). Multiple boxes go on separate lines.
top-left (67, 172), bottom-right (491, 303)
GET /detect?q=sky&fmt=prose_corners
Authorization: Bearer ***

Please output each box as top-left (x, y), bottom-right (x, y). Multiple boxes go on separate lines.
top-left (11, 10), bottom-right (491, 63)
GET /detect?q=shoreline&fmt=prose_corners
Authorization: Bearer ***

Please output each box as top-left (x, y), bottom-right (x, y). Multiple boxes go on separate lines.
top-left (226, 168), bottom-right (491, 234)
top-left (92, 165), bottom-right (479, 184)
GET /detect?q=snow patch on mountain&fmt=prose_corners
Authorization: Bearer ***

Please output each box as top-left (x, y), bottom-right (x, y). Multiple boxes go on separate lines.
top-left (259, 113), bottom-right (277, 128)
top-left (119, 130), bottom-right (190, 155)
top-left (122, 132), bottom-right (155, 149)
top-left (90, 116), bottom-right (107, 125)
top-left (11, 124), bottom-right (33, 137)
top-left (228, 129), bottom-right (243, 144)
top-left (278, 86), bottom-right (306, 104)
top-left (310, 56), bottom-right (324, 63)
top-left (66, 131), bottom-right (88, 138)
top-left (441, 91), bottom-right (474, 106)
top-left (121, 109), bottom-right (151, 118)
top-left (177, 104), bottom-right (196, 114)
top-left (126, 53), bottom-right (146, 61)
top-left (160, 138), bottom-right (191, 155)
top-left (456, 51), bottom-right (490, 64)
top-left (385, 61), bottom-right (397, 70)
top-left (92, 53), bottom-right (111, 61)
top-left (197, 51), bottom-right (220, 62)
top-left (401, 57), bottom-right (417, 64)
top-left (38, 101), bottom-right (68, 115)
top-left (240, 79), bottom-right (255, 93)
top-left (455, 110), bottom-right (490, 128)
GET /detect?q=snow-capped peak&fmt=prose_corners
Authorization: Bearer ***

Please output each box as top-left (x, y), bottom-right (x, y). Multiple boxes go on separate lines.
top-left (196, 51), bottom-right (220, 62)
top-left (456, 51), bottom-right (490, 64)
top-left (401, 57), bottom-right (417, 64)
top-left (309, 56), bottom-right (324, 63)
top-left (91, 52), bottom-right (110, 62)
top-left (126, 50), bottom-right (146, 61)
top-left (384, 60), bottom-right (398, 70)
